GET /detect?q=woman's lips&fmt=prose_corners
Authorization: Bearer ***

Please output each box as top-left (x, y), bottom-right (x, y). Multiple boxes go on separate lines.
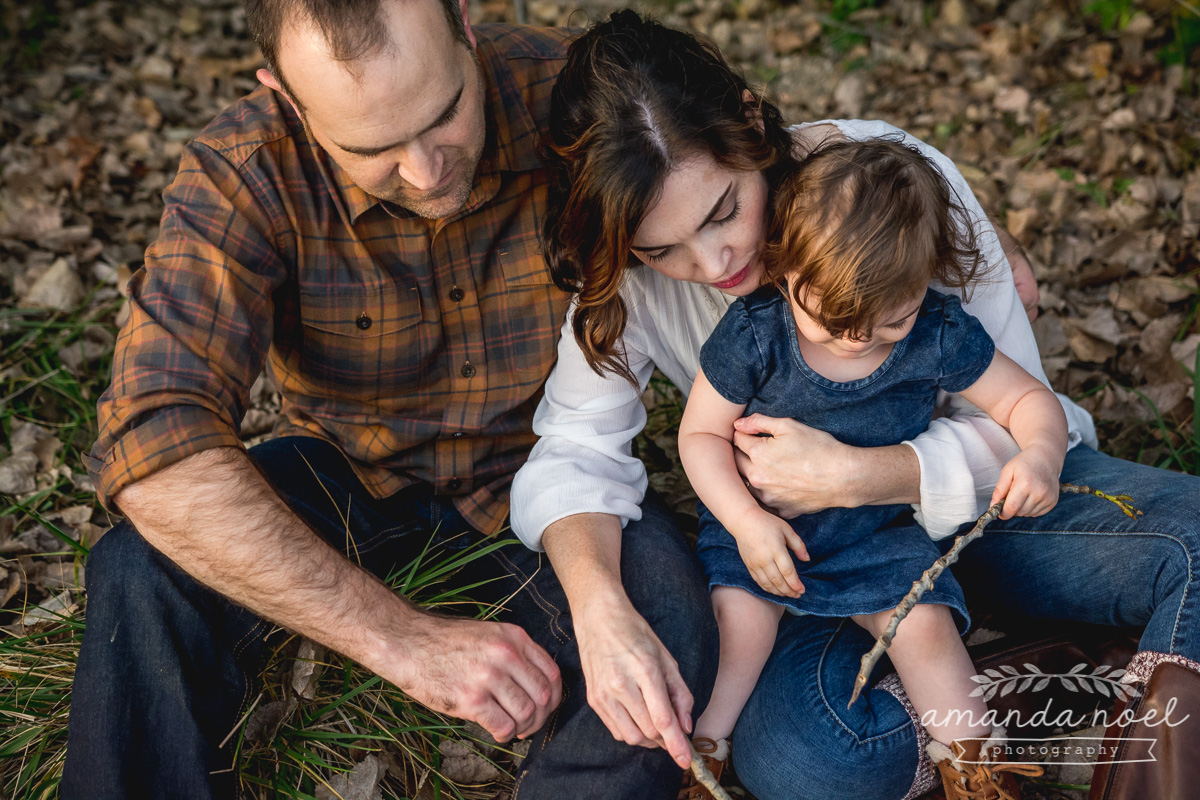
top-left (711, 264), bottom-right (751, 290)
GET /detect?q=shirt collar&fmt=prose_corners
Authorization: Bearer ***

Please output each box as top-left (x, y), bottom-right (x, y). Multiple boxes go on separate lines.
top-left (327, 34), bottom-right (544, 225)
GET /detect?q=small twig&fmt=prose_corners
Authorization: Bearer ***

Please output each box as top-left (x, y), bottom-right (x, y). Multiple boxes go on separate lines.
top-left (848, 501), bottom-right (1004, 708)
top-left (1059, 482), bottom-right (1142, 517)
top-left (690, 745), bottom-right (733, 800)
top-left (847, 482), bottom-right (1143, 707)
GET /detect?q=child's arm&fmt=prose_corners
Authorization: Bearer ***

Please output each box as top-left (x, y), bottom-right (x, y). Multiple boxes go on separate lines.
top-left (679, 368), bottom-right (809, 598)
top-left (957, 350), bottom-right (1068, 519)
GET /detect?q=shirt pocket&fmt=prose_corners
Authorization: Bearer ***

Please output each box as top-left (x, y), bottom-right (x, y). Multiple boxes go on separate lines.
top-left (298, 284), bottom-right (426, 397)
top-left (489, 234), bottom-right (569, 381)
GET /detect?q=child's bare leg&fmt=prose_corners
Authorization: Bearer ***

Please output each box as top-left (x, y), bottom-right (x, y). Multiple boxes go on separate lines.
top-left (853, 604), bottom-right (989, 744)
top-left (693, 586), bottom-right (785, 741)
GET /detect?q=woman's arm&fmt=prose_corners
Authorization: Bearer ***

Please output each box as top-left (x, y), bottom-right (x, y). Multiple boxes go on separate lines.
top-left (512, 302), bottom-right (697, 768)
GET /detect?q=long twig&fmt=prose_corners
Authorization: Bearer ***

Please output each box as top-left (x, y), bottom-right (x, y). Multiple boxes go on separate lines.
top-left (847, 482), bottom-right (1142, 707)
top-left (690, 745), bottom-right (733, 800)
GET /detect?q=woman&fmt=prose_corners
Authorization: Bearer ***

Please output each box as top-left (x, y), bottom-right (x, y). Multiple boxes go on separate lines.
top-left (512, 10), bottom-right (1200, 800)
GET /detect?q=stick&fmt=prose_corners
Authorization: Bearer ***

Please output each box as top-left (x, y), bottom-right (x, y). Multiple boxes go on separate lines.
top-left (847, 482), bottom-right (1142, 708)
top-left (690, 745), bottom-right (734, 800)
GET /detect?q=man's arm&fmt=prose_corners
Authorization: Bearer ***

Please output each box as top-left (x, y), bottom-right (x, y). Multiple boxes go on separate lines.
top-left (540, 513), bottom-right (694, 769)
top-left (115, 446), bottom-right (561, 742)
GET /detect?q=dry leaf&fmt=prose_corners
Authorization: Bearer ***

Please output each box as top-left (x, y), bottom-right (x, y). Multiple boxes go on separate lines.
top-left (19, 257), bottom-right (85, 312)
top-left (438, 739), bottom-right (504, 783)
top-left (316, 755), bottom-right (384, 800)
top-left (291, 639), bottom-right (327, 701)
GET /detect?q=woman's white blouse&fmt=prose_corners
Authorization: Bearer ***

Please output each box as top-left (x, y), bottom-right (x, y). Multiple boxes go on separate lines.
top-left (510, 120), bottom-right (1096, 549)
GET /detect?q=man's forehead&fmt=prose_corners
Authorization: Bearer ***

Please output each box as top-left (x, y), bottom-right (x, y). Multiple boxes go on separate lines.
top-left (277, 0), bottom-right (463, 114)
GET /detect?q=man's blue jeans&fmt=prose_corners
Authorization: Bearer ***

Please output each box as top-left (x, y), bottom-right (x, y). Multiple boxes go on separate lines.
top-left (62, 436), bottom-right (718, 799)
top-left (732, 446), bottom-right (1200, 800)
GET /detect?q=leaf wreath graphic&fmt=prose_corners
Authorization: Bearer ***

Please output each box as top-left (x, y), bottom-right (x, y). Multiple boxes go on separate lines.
top-left (967, 663), bottom-right (1140, 702)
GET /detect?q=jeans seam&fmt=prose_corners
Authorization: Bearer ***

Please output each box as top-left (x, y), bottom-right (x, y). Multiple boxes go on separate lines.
top-left (815, 619), bottom-right (911, 744)
top-left (998, 527), bottom-right (1194, 655)
top-left (494, 550), bottom-right (570, 645)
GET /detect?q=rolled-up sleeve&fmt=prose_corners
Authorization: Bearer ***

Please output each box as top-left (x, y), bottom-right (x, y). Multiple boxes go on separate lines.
top-left (871, 122), bottom-right (1097, 537)
top-left (510, 303), bottom-right (658, 551)
top-left (86, 142), bottom-right (287, 511)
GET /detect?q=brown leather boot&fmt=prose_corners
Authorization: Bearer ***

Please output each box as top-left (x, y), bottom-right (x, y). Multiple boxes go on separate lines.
top-left (927, 726), bottom-right (1043, 800)
top-left (1088, 651), bottom-right (1200, 800)
top-left (678, 737), bottom-right (730, 800)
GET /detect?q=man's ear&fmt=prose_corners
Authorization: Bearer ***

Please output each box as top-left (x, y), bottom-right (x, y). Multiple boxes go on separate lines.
top-left (743, 88), bottom-right (765, 133)
top-left (458, 0), bottom-right (477, 48)
top-left (257, 68), bottom-right (304, 118)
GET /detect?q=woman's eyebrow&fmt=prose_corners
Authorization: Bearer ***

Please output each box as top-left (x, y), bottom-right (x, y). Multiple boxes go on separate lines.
top-left (631, 183), bottom-right (734, 252)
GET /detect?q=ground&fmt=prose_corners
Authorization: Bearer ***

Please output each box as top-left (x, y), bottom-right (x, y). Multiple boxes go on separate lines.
top-left (0, 0), bottom-right (1197, 798)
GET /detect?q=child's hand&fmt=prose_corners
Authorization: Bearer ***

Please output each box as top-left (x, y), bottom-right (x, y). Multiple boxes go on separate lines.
top-left (730, 511), bottom-right (810, 598)
top-left (991, 448), bottom-right (1062, 519)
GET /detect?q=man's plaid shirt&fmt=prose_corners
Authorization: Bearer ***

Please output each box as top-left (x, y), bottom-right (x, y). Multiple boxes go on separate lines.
top-left (87, 25), bottom-right (573, 536)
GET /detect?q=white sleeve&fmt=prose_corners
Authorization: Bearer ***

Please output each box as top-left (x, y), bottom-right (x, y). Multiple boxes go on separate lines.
top-left (509, 301), bottom-right (658, 551)
top-left (848, 122), bottom-right (1096, 538)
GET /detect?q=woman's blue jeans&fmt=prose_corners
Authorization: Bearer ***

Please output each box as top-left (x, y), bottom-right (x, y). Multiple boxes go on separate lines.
top-left (732, 445), bottom-right (1200, 800)
top-left (61, 436), bottom-right (718, 800)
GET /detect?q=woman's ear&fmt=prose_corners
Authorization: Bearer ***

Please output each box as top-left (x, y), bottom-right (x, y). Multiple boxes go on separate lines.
top-left (742, 88), bottom-right (766, 133)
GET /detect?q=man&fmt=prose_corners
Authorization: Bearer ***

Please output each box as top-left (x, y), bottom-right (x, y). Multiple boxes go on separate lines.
top-left (62, 1), bottom-right (716, 797)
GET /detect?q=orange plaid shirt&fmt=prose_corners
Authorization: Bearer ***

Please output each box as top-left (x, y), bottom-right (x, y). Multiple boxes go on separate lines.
top-left (87, 25), bottom-right (573, 535)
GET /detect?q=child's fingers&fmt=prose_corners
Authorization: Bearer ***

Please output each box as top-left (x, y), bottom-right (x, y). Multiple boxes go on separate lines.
top-left (775, 554), bottom-right (804, 596)
top-left (991, 468), bottom-right (1014, 509)
top-left (784, 528), bottom-right (809, 562)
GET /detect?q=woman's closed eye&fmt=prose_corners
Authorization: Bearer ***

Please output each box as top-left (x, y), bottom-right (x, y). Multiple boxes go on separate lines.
top-left (643, 200), bottom-right (742, 263)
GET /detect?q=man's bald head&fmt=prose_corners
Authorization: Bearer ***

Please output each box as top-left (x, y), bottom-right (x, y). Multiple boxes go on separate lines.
top-left (247, 0), bottom-right (472, 110)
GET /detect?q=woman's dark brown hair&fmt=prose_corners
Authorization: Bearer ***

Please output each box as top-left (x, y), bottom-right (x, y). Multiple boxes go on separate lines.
top-left (764, 137), bottom-right (983, 341)
top-left (542, 10), bottom-right (799, 382)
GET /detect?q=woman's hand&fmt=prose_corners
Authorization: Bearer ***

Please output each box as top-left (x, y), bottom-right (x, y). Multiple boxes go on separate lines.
top-left (732, 415), bottom-right (855, 517)
top-left (574, 596), bottom-right (696, 768)
top-left (729, 509), bottom-right (808, 598)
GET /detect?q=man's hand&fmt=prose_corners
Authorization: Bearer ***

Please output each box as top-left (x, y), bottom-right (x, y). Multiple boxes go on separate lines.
top-left (574, 597), bottom-right (695, 768)
top-left (396, 615), bottom-right (562, 742)
top-left (116, 448), bottom-right (562, 746)
top-left (730, 510), bottom-right (808, 598)
top-left (991, 447), bottom-right (1061, 520)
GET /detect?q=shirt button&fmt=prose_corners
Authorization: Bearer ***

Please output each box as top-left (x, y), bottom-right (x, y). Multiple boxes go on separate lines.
top-left (447, 478), bottom-right (462, 491)
top-left (452, 431), bottom-right (464, 438)
top-left (356, 313), bottom-right (372, 330)
top-left (449, 286), bottom-right (465, 302)
top-left (461, 363), bottom-right (476, 378)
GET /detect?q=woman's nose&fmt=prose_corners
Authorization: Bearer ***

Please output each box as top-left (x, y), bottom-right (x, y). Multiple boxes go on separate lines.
top-left (694, 241), bottom-right (732, 281)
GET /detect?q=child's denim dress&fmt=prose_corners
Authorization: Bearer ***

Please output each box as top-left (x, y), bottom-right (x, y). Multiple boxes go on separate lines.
top-left (696, 286), bottom-right (996, 631)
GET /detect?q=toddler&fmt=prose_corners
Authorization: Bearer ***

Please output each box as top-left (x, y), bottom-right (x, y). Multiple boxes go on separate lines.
top-left (678, 138), bottom-right (1064, 799)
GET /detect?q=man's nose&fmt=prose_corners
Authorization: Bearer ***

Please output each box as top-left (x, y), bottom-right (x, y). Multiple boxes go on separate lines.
top-left (397, 141), bottom-right (444, 191)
